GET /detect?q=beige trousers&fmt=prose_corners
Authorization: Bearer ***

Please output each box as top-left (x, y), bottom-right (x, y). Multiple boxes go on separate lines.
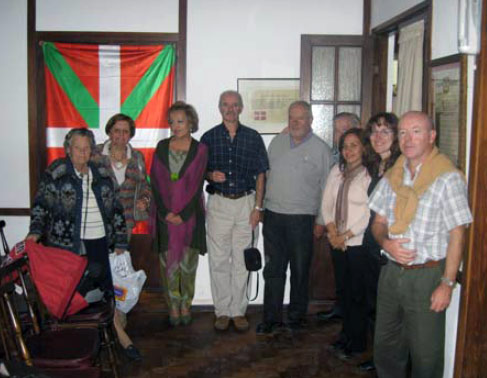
top-left (206, 193), bottom-right (257, 317)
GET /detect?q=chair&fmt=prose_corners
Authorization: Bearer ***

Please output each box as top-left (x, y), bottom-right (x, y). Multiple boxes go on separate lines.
top-left (53, 295), bottom-right (120, 378)
top-left (0, 256), bottom-right (101, 378)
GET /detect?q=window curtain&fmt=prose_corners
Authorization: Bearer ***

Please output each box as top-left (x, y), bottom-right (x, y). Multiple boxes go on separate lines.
top-left (394, 20), bottom-right (424, 116)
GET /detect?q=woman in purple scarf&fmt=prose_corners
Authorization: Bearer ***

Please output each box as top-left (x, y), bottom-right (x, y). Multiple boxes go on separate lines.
top-left (150, 101), bottom-right (207, 326)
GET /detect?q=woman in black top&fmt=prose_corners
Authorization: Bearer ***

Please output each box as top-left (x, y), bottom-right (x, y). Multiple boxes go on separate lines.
top-left (358, 112), bottom-right (400, 371)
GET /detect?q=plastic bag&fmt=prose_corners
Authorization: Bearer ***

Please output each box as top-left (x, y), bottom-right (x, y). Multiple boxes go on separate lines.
top-left (109, 251), bottom-right (147, 313)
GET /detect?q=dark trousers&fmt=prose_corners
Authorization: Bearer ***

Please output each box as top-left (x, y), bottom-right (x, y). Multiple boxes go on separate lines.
top-left (342, 245), bottom-right (369, 352)
top-left (262, 210), bottom-right (314, 324)
top-left (374, 261), bottom-right (446, 378)
top-left (330, 247), bottom-right (346, 313)
top-left (80, 237), bottom-right (112, 293)
top-left (363, 246), bottom-right (382, 336)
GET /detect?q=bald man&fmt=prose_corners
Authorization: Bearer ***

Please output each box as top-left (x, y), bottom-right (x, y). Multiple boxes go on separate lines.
top-left (369, 111), bottom-right (472, 378)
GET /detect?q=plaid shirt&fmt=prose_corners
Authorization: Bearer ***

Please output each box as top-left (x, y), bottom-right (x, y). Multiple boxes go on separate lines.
top-left (201, 123), bottom-right (269, 194)
top-left (368, 163), bottom-right (472, 264)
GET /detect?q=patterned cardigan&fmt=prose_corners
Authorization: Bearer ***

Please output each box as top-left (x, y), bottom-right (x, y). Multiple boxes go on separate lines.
top-left (29, 158), bottom-right (128, 254)
top-left (92, 143), bottom-right (152, 231)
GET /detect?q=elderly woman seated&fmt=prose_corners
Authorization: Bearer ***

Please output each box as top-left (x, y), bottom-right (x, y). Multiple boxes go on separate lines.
top-left (26, 128), bottom-right (128, 304)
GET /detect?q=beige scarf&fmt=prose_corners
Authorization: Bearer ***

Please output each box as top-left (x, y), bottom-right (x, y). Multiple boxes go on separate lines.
top-left (385, 146), bottom-right (461, 234)
top-left (335, 164), bottom-right (366, 234)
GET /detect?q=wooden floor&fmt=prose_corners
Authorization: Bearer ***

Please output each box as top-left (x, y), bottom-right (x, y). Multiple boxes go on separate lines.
top-left (118, 307), bottom-right (376, 378)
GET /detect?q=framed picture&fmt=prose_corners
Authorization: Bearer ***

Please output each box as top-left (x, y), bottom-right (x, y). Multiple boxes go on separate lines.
top-left (429, 54), bottom-right (468, 172)
top-left (237, 78), bottom-right (300, 134)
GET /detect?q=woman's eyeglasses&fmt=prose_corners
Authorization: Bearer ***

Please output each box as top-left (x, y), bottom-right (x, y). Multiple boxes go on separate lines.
top-left (371, 129), bottom-right (393, 137)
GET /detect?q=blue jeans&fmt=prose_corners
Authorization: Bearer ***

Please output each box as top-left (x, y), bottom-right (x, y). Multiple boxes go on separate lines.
top-left (262, 210), bottom-right (314, 324)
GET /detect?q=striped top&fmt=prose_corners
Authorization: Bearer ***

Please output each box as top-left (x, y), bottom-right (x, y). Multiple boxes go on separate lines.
top-left (78, 168), bottom-right (106, 240)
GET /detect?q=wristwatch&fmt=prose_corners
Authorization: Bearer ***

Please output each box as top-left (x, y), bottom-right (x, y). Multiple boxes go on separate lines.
top-left (254, 206), bottom-right (264, 212)
top-left (440, 276), bottom-right (456, 288)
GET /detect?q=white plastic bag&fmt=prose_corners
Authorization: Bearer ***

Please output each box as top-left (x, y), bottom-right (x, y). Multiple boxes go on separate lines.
top-left (109, 251), bottom-right (147, 313)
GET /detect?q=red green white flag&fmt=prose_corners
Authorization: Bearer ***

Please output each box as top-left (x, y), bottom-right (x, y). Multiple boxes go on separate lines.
top-left (43, 42), bottom-right (175, 234)
top-left (43, 41), bottom-right (175, 174)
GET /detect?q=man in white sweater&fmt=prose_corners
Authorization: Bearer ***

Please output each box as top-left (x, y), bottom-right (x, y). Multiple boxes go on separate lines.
top-left (256, 101), bottom-right (332, 334)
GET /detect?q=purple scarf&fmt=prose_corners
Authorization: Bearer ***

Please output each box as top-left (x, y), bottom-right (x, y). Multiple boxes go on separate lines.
top-left (149, 142), bottom-right (207, 276)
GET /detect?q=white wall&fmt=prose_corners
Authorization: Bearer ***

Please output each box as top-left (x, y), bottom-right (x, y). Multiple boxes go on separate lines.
top-left (0, 0), bottom-right (363, 304)
top-left (188, 0), bottom-right (363, 304)
top-left (36, 0), bottom-right (178, 32)
top-left (188, 0), bottom-right (363, 138)
top-left (371, 0), bottom-right (423, 29)
top-left (0, 0), bottom-right (30, 209)
top-left (432, 0), bottom-right (459, 59)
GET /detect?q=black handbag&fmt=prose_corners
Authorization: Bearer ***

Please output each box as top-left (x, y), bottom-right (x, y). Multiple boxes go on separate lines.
top-left (244, 231), bottom-right (261, 301)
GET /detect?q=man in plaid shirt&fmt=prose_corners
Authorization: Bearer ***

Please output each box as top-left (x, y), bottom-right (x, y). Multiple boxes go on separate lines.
top-left (201, 90), bottom-right (269, 332)
top-left (369, 111), bottom-right (472, 378)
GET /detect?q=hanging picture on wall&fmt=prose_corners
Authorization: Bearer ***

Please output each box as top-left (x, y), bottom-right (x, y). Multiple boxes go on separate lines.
top-left (429, 54), bottom-right (467, 172)
top-left (237, 78), bottom-right (300, 134)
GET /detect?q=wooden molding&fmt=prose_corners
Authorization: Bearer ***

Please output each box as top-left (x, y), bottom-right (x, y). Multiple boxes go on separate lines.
top-left (0, 209), bottom-right (30, 217)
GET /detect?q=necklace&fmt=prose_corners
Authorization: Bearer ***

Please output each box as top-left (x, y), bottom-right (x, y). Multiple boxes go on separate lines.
top-left (112, 160), bottom-right (125, 170)
top-left (110, 146), bottom-right (127, 170)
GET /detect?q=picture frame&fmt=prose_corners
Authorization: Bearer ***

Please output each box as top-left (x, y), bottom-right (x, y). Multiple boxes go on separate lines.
top-left (429, 54), bottom-right (468, 172)
top-left (237, 78), bottom-right (300, 134)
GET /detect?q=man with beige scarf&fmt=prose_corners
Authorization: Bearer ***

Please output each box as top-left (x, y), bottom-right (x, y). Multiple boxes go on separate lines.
top-left (368, 111), bottom-right (472, 378)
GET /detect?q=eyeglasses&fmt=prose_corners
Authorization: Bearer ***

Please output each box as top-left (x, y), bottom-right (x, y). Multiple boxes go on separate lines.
top-left (371, 129), bottom-right (393, 137)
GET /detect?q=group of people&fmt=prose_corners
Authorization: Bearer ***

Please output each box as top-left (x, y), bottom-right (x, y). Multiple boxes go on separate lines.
top-left (26, 88), bottom-right (472, 378)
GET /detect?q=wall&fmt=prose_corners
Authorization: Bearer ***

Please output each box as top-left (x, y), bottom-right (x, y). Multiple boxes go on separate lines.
top-left (0, 0), bottom-right (29, 209)
top-left (371, 0), bottom-right (423, 29)
top-left (187, 0), bottom-right (363, 303)
top-left (0, 0), bottom-right (363, 301)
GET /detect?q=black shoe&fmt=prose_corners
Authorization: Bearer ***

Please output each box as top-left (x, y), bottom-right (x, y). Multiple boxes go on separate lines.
top-left (256, 322), bottom-right (274, 335)
top-left (335, 347), bottom-right (358, 361)
top-left (287, 318), bottom-right (308, 330)
top-left (358, 360), bottom-right (376, 372)
top-left (125, 345), bottom-right (142, 361)
top-left (316, 308), bottom-right (342, 321)
top-left (256, 322), bottom-right (283, 335)
top-left (329, 339), bottom-right (347, 352)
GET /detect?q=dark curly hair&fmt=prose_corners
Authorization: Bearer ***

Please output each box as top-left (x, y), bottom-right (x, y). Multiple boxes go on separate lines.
top-left (338, 127), bottom-right (367, 172)
top-left (168, 101), bottom-right (199, 133)
top-left (363, 112), bottom-right (400, 178)
top-left (105, 113), bottom-right (136, 138)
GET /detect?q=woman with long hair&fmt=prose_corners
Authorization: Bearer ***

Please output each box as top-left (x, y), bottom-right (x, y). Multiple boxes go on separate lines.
top-left (322, 127), bottom-right (371, 358)
top-left (358, 112), bottom-right (400, 372)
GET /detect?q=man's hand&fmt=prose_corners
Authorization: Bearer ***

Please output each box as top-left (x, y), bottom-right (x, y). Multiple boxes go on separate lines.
top-left (313, 224), bottom-right (325, 239)
top-left (209, 171), bottom-right (226, 183)
top-left (249, 209), bottom-right (261, 230)
top-left (382, 238), bottom-right (416, 264)
top-left (430, 283), bottom-right (453, 312)
top-left (115, 248), bottom-right (125, 255)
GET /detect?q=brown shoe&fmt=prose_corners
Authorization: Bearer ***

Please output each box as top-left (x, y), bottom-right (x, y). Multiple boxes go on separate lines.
top-left (232, 316), bottom-right (249, 332)
top-left (214, 316), bottom-right (230, 331)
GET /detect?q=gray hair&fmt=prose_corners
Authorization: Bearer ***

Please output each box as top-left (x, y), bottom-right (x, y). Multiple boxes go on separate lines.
top-left (218, 90), bottom-right (243, 108)
top-left (333, 112), bottom-right (361, 128)
top-left (63, 128), bottom-right (96, 155)
top-left (289, 100), bottom-right (313, 119)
